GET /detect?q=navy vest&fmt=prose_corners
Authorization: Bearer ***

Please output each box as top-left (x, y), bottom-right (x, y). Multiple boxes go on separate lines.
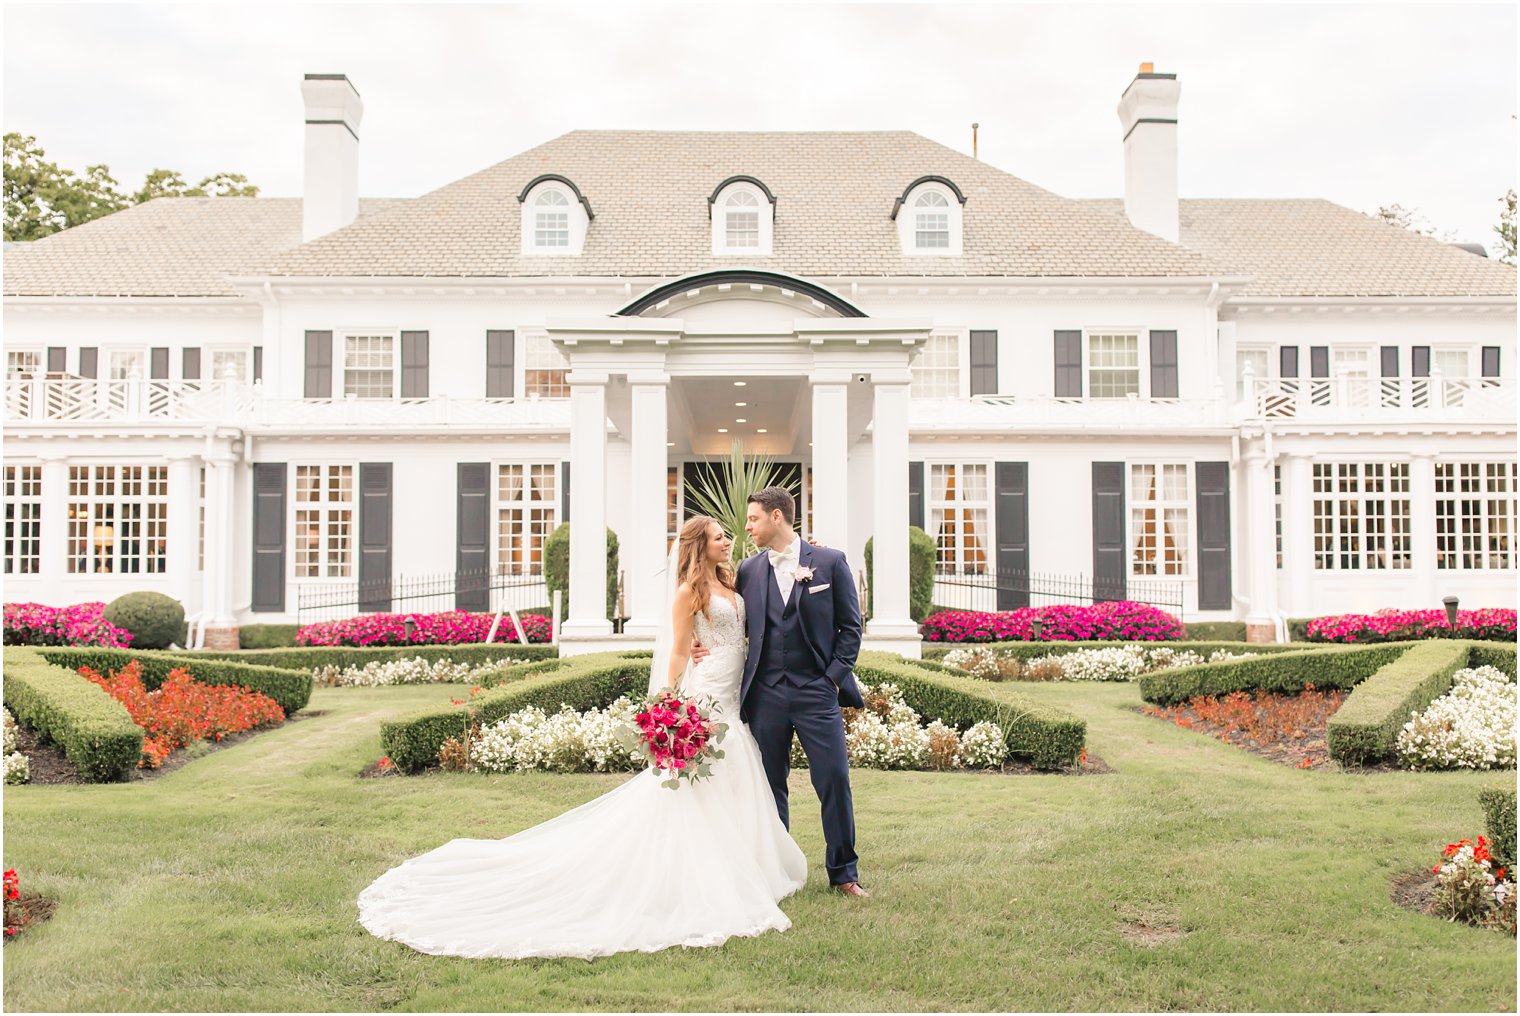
top-left (758, 565), bottom-right (826, 687)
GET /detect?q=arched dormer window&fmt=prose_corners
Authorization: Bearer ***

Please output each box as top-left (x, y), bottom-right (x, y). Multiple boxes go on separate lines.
top-left (710, 178), bottom-right (774, 256)
top-left (518, 175), bottom-right (592, 255)
top-left (893, 177), bottom-right (965, 256)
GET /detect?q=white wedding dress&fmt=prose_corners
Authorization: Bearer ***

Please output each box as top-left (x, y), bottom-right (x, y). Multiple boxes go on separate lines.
top-left (356, 591), bottom-right (808, 959)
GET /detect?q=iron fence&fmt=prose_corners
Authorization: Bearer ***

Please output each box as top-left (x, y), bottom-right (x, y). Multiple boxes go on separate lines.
top-left (295, 568), bottom-right (552, 624)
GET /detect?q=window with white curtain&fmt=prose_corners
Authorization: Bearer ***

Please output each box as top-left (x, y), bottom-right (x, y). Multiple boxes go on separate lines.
top-left (911, 333), bottom-right (961, 399)
top-left (1130, 464), bottom-right (1189, 576)
top-left (497, 463), bottom-right (558, 576)
top-left (108, 350), bottom-right (146, 380)
top-left (293, 465), bottom-right (354, 578)
top-left (7, 351), bottom-right (41, 375)
top-left (522, 334), bottom-right (570, 399)
top-left (1312, 462), bottom-right (1411, 570)
top-left (929, 463), bottom-right (989, 574)
top-left (209, 349), bottom-right (251, 383)
top-left (1436, 461), bottom-right (1516, 570)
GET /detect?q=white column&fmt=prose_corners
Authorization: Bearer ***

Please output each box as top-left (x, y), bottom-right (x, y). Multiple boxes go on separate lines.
top-left (204, 452), bottom-right (237, 629)
top-left (1241, 442), bottom-right (1278, 640)
top-left (563, 371), bottom-right (612, 638)
top-left (623, 376), bottom-right (669, 638)
top-left (865, 378), bottom-right (918, 648)
top-left (37, 455), bottom-right (68, 585)
top-left (1408, 453), bottom-right (1438, 605)
top-left (1286, 455), bottom-right (1314, 619)
top-left (810, 380), bottom-right (850, 549)
top-left (166, 456), bottom-right (200, 609)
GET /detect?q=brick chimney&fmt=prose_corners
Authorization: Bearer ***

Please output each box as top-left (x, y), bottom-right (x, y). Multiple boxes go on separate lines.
top-left (1117, 63), bottom-right (1180, 243)
top-left (301, 73), bottom-right (363, 242)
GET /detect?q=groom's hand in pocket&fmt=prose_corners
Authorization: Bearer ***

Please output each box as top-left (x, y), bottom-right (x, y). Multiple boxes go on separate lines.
top-left (690, 639), bottom-right (710, 664)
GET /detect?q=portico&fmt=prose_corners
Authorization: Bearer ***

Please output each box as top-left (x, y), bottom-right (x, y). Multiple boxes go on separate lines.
top-left (548, 272), bottom-right (931, 657)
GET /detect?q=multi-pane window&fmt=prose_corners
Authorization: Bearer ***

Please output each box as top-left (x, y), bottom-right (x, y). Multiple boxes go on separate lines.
top-left (343, 336), bottom-right (394, 399)
top-left (534, 190), bottom-right (570, 248)
top-left (4, 465), bottom-right (42, 575)
top-left (65, 465), bottom-right (168, 574)
top-left (1436, 462), bottom-right (1517, 570)
top-left (1130, 464), bottom-right (1189, 576)
top-left (293, 465), bottom-right (354, 578)
top-left (1273, 464), bottom-right (1283, 570)
top-left (1312, 462), bottom-right (1411, 570)
top-left (1237, 348), bottom-right (1269, 399)
top-left (1089, 333), bottom-right (1140, 398)
top-left (911, 333), bottom-right (960, 399)
top-left (108, 350), bottom-right (145, 380)
top-left (497, 464), bottom-right (558, 576)
top-left (914, 191), bottom-right (950, 249)
top-left (209, 349), bottom-right (250, 383)
top-left (929, 464), bottom-right (989, 574)
top-left (7, 351), bottom-right (41, 376)
top-left (522, 334), bottom-right (570, 398)
top-left (724, 190), bottom-right (760, 248)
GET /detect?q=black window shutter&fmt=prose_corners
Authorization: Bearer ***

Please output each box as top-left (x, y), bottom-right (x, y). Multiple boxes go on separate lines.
top-left (253, 346), bottom-right (264, 383)
top-left (994, 462), bottom-right (1030, 610)
top-left (1054, 330), bottom-right (1083, 397)
top-left (182, 347), bottom-right (202, 381)
top-left (561, 461), bottom-right (571, 523)
top-left (1149, 330), bottom-right (1179, 398)
top-left (46, 347), bottom-right (65, 373)
top-left (400, 331), bottom-right (429, 398)
top-left (1279, 346), bottom-right (1299, 378)
top-left (1380, 346), bottom-right (1399, 377)
top-left (969, 330), bottom-right (998, 396)
top-left (907, 461), bottom-right (925, 531)
top-left (1092, 462), bottom-right (1126, 603)
top-left (251, 463), bottom-right (287, 612)
top-left (456, 463), bottom-right (490, 611)
top-left (1195, 461), bottom-right (1231, 611)
top-left (1309, 346), bottom-right (1329, 378)
top-left (1482, 346), bottom-right (1500, 377)
top-left (150, 347), bottom-right (169, 380)
top-left (78, 347), bottom-right (98, 379)
top-left (1412, 346), bottom-right (1431, 377)
top-left (358, 463), bottom-right (393, 612)
top-left (486, 330), bottom-right (515, 398)
top-left (304, 330), bottom-right (333, 398)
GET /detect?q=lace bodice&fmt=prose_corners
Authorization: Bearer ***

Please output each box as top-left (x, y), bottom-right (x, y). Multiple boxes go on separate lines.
top-left (693, 592), bottom-right (746, 654)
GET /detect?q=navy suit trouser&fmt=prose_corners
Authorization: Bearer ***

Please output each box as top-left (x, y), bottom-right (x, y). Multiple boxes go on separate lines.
top-left (745, 674), bottom-right (859, 885)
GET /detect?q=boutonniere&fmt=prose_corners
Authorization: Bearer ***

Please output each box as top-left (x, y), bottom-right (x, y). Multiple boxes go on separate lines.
top-left (793, 565), bottom-right (815, 583)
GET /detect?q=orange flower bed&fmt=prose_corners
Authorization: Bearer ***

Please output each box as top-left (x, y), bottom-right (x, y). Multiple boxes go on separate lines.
top-left (1142, 684), bottom-right (1346, 769)
top-left (77, 659), bottom-right (286, 768)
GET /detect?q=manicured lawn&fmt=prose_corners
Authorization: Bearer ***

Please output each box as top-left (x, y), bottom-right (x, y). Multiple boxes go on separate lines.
top-left (3, 680), bottom-right (1515, 1012)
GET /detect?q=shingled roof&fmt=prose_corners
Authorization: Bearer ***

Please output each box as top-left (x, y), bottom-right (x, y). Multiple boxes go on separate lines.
top-left (245, 130), bottom-right (1220, 280)
top-left (1088, 197), bottom-right (1517, 298)
top-left (2, 197), bottom-right (401, 297)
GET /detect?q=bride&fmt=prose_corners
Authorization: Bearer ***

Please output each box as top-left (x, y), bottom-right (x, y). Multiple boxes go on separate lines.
top-left (356, 515), bottom-right (808, 959)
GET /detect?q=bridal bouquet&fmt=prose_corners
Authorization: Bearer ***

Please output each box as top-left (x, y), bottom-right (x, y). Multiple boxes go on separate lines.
top-left (619, 689), bottom-right (728, 789)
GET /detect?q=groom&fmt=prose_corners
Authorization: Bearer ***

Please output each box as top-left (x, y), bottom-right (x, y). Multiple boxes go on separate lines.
top-left (736, 486), bottom-right (867, 896)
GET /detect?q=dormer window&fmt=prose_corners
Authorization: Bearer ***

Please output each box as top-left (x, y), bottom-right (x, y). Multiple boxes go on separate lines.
top-left (893, 176), bottom-right (965, 256)
top-left (709, 177), bottom-right (775, 256)
top-left (517, 175), bottom-right (593, 256)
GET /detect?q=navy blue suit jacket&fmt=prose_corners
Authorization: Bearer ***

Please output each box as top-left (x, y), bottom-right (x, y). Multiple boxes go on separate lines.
top-left (738, 538), bottom-right (865, 713)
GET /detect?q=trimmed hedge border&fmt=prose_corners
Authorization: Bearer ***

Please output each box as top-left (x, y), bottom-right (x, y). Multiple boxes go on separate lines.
top-left (34, 646), bottom-right (313, 715)
top-left (1478, 788), bottom-right (1517, 871)
top-left (380, 652), bottom-right (649, 772)
top-left (853, 652), bottom-right (1085, 769)
top-left (1135, 643), bottom-right (1408, 707)
top-left (925, 639), bottom-right (1307, 665)
top-left (1326, 642), bottom-right (1517, 766)
top-left (1182, 621), bottom-right (1249, 642)
top-left (2, 647), bottom-right (143, 782)
top-left (194, 643), bottom-right (558, 675)
top-left (1468, 643), bottom-right (1518, 678)
top-left (237, 624), bottom-right (302, 649)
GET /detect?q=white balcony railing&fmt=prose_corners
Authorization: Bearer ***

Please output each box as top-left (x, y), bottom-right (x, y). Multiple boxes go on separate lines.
top-left (1239, 369), bottom-right (1516, 423)
top-left (4, 375), bottom-right (568, 430)
top-left (911, 393), bottom-right (1224, 430)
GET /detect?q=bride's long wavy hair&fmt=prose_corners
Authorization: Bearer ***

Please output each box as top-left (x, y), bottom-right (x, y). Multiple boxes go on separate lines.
top-left (676, 515), bottom-right (736, 620)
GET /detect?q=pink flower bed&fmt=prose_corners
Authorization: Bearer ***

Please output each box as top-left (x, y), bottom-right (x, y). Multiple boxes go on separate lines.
top-left (921, 601), bottom-right (1185, 643)
top-left (295, 610), bottom-right (553, 647)
top-left (1305, 608), bottom-right (1516, 644)
top-left (2, 601), bottom-right (133, 647)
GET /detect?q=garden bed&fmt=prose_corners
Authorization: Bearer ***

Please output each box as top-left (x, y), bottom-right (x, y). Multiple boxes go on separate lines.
top-left (1141, 685), bottom-right (1349, 769)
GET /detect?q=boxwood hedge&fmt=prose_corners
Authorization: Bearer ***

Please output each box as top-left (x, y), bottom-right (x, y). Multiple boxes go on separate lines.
top-left (1468, 642), bottom-right (1518, 678)
top-left (196, 643), bottom-right (558, 673)
top-left (925, 640), bottom-right (1307, 665)
top-left (1136, 643), bottom-right (1408, 707)
top-left (1479, 787), bottom-right (1517, 871)
top-left (853, 652), bottom-right (1085, 769)
top-left (34, 646), bottom-right (312, 715)
top-left (2, 647), bottom-right (144, 782)
top-left (1326, 641), bottom-right (1513, 766)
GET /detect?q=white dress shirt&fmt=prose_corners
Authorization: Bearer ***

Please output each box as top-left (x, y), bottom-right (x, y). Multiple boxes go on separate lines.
top-left (767, 533), bottom-right (802, 602)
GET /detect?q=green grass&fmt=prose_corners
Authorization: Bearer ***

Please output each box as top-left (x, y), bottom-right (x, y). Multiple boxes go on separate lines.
top-left (3, 681), bottom-right (1515, 1011)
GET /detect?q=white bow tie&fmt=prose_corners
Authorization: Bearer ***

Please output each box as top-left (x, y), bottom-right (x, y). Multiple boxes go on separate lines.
top-left (767, 547), bottom-right (796, 569)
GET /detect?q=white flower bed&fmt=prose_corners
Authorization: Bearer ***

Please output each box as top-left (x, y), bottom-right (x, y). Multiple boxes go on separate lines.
top-left (3, 707), bottom-right (29, 785)
top-left (1396, 666), bottom-right (1517, 771)
top-left (945, 643), bottom-right (1256, 682)
top-left (313, 655), bottom-right (522, 687)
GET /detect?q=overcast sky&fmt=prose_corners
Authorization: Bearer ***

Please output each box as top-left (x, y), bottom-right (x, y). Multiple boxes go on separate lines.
top-left (4, 2), bottom-right (1515, 249)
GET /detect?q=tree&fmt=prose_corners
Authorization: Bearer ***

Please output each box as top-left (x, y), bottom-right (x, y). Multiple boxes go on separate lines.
top-left (1374, 202), bottom-right (1456, 243)
top-left (1495, 189), bottom-right (1516, 265)
top-left (3, 132), bottom-right (257, 242)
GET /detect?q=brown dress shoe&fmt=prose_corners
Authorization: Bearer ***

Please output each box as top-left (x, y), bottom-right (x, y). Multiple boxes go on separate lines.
top-left (831, 881), bottom-right (870, 897)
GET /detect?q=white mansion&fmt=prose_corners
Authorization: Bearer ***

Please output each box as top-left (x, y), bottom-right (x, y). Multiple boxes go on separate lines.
top-left (4, 68), bottom-right (1515, 653)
